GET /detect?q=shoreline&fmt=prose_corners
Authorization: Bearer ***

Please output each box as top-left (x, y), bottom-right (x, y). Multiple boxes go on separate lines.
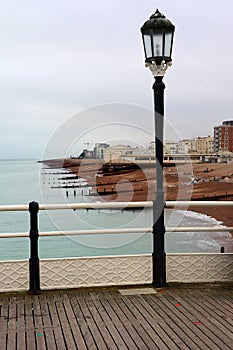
top-left (43, 158), bottom-right (233, 229)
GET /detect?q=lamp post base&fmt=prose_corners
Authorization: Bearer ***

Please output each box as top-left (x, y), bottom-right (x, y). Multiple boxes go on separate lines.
top-left (152, 282), bottom-right (169, 288)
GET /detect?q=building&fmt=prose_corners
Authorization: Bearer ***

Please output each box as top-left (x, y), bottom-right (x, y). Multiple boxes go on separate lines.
top-left (177, 139), bottom-right (194, 154)
top-left (194, 136), bottom-right (214, 154)
top-left (78, 149), bottom-right (94, 159)
top-left (103, 144), bottom-right (156, 163)
top-left (165, 141), bottom-right (178, 155)
top-left (103, 144), bottom-right (134, 162)
top-left (214, 120), bottom-right (233, 153)
top-left (93, 143), bottom-right (110, 159)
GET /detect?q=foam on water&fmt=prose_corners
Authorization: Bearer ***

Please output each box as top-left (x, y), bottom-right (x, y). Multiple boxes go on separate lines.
top-left (182, 209), bottom-right (223, 226)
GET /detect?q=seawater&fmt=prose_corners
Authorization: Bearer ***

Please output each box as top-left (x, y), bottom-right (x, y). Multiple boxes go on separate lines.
top-left (0, 159), bottom-right (232, 260)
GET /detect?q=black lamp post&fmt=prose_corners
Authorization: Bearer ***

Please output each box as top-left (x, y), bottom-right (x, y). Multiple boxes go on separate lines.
top-left (141, 9), bottom-right (175, 287)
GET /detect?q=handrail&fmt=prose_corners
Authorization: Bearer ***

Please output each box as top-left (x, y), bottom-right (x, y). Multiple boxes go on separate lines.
top-left (0, 204), bottom-right (29, 211)
top-left (0, 226), bottom-right (232, 239)
top-left (166, 201), bottom-right (233, 208)
top-left (0, 200), bottom-right (233, 212)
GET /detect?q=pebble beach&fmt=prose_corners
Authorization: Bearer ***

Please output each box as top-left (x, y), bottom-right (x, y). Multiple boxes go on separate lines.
top-left (44, 158), bottom-right (233, 230)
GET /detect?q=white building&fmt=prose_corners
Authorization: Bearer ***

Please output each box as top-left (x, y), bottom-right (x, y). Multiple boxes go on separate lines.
top-left (93, 143), bottom-right (110, 159)
top-left (103, 144), bottom-right (134, 162)
top-left (164, 141), bottom-right (178, 155)
top-left (194, 136), bottom-right (214, 154)
top-left (177, 139), bottom-right (194, 154)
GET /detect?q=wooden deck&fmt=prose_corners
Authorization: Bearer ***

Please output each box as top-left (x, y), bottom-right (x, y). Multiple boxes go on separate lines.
top-left (0, 283), bottom-right (232, 350)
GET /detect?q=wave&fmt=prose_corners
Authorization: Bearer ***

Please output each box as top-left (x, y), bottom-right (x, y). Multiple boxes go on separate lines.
top-left (182, 210), bottom-right (224, 226)
top-left (171, 209), bottom-right (223, 226)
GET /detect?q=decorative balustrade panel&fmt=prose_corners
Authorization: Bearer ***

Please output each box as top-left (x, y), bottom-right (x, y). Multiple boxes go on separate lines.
top-left (0, 260), bottom-right (28, 292)
top-left (0, 254), bottom-right (232, 292)
top-left (167, 253), bottom-right (233, 282)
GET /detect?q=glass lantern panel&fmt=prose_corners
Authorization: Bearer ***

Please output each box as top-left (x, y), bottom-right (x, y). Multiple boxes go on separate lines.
top-left (143, 34), bottom-right (152, 58)
top-left (164, 32), bottom-right (172, 58)
top-left (153, 32), bottom-right (163, 57)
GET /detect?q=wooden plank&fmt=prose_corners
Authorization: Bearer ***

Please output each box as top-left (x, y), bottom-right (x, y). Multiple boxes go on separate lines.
top-left (97, 291), bottom-right (141, 349)
top-left (89, 291), bottom-right (129, 350)
top-left (62, 293), bottom-right (87, 350)
top-left (89, 290), bottom-right (149, 349)
top-left (0, 297), bottom-right (9, 349)
top-left (181, 292), bottom-right (233, 341)
top-left (145, 294), bottom-right (207, 350)
top-left (166, 290), bottom-right (233, 350)
top-left (16, 296), bottom-right (26, 349)
top-left (108, 292), bottom-right (160, 350)
top-left (86, 292), bottom-right (119, 350)
top-left (7, 297), bottom-right (17, 350)
top-left (39, 295), bottom-right (57, 350)
top-left (32, 295), bottom-right (47, 350)
top-left (76, 292), bottom-right (108, 350)
top-left (134, 297), bottom-right (182, 350)
top-left (69, 292), bottom-right (98, 350)
top-left (198, 293), bottom-right (233, 329)
top-left (149, 293), bottom-right (221, 350)
top-left (52, 293), bottom-right (78, 349)
top-left (121, 296), bottom-right (185, 350)
top-left (45, 294), bottom-right (67, 350)
top-left (24, 295), bottom-right (37, 350)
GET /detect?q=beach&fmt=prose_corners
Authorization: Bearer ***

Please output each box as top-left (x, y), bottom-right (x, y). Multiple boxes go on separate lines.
top-left (43, 158), bottom-right (233, 228)
top-left (0, 158), bottom-right (232, 259)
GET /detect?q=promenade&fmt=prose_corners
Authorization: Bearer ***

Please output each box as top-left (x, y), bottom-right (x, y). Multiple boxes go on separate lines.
top-left (0, 283), bottom-right (232, 350)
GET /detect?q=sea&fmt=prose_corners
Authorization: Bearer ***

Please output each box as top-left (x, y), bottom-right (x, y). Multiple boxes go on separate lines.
top-left (0, 159), bottom-right (232, 261)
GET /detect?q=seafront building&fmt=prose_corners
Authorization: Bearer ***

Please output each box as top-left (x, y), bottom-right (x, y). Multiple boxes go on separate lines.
top-left (93, 142), bottom-right (110, 159)
top-left (176, 139), bottom-right (194, 154)
top-left (194, 136), bottom-right (214, 154)
top-left (75, 122), bottom-right (233, 163)
top-left (103, 144), bottom-right (134, 162)
top-left (214, 120), bottom-right (233, 153)
top-left (101, 142), bottom-right (232, 165)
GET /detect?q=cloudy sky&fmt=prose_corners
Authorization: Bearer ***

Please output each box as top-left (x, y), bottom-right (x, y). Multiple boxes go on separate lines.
top-left (1, 0), bottom-right (233, 159)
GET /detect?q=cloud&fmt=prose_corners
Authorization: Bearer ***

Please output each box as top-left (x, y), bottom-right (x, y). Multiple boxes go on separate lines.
top-left (0, 0), bottom-right (233, 158)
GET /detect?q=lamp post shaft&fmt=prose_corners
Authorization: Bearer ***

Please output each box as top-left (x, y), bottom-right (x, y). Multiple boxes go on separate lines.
top-left (152, 76), bottom-right (167, 287)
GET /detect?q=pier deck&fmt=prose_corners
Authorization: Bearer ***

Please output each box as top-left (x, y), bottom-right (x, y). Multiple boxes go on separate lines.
top-left (0, 283), bottom-right (232, 350)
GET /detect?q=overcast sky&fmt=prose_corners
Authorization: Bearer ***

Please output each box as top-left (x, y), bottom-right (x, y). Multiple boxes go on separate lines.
top-left (1, 0), bottom-right (233, 159)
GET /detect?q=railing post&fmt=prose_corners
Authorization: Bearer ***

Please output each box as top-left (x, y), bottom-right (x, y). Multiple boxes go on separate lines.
top-left (28, 201), bottom-right (41, 295)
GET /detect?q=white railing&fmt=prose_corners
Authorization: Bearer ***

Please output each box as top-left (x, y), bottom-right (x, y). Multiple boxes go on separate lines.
top-left (0, 201), bottom-right (232, 238)
top-left (1, 200), bottom-right (233, 212)
top-left (0, 226), bottom-right (233, 239)
top-left (0, 200), bottom-right (232, 293)
top-left (1, 200), bottom-right (232, 245)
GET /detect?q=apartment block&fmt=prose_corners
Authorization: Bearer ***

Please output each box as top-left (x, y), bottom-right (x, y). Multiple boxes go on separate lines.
top-left (177, 139), bottom-right (194, 154)
top-left (194, 136), bottom-right (214, 154)
top-left (214, 121), bottom-right (233, 152)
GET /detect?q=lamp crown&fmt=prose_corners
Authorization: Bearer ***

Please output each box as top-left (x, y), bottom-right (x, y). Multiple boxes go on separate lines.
top-left (150, 9), bottom-right (165, 20)
top-left (141, 9), bottom-right (175, 31)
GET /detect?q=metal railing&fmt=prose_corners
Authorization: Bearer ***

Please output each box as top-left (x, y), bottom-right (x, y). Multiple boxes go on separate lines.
top-left (0, 200), bottom-right (233, 294)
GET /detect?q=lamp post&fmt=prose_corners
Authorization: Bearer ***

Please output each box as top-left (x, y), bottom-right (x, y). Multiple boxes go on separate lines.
top-left (141, 9), bottom-right (175, 287)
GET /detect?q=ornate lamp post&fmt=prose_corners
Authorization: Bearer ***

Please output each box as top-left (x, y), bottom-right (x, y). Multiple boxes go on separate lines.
top-left (141, 9), bottom-right (175, 287)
